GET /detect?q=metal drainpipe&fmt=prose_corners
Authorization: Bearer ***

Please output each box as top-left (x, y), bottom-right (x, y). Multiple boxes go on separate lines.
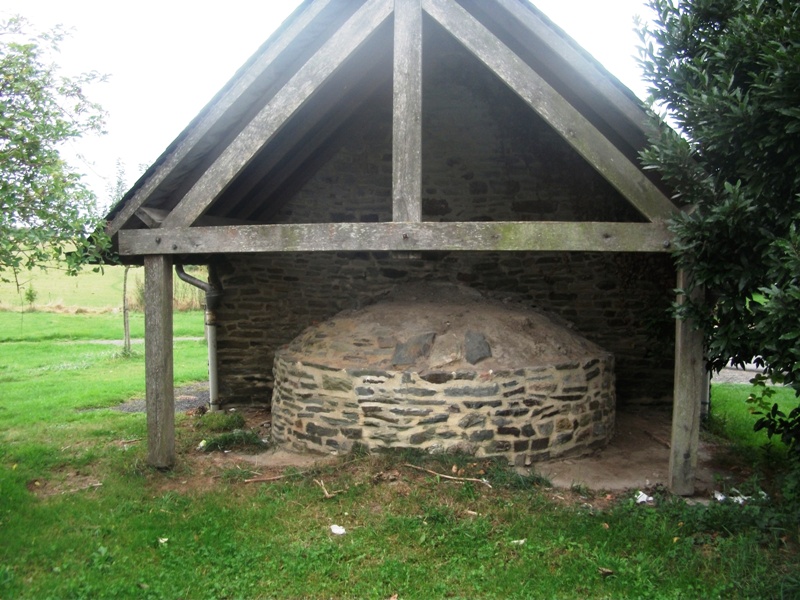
top-left (176, 265), bottom-right (223, 412)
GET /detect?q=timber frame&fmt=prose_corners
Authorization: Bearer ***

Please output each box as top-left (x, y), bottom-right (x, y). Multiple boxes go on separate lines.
top-left (106, 0), bottom-right (705, 494)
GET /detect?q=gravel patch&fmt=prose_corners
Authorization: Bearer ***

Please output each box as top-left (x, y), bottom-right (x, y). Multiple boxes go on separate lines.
top-left (114, 382), bottom-right (210, 413)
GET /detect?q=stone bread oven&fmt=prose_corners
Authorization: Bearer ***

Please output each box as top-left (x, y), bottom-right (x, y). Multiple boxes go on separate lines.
top-left (271, 284), bottom-right (615, 465)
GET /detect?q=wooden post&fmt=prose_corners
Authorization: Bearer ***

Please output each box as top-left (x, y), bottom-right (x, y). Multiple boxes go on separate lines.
top-left (392, 0), bottom-right (423, 222)
top-left (144, 255), bottom-right (174, 468)
top-left (669, 269), bottom-right (705, 495)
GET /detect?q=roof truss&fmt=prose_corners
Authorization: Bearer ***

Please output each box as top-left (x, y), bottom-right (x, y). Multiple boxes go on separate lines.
top-left (114, 0), bottom-right (678, 255)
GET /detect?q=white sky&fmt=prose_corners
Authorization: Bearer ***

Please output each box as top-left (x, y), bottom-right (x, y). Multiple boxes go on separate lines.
top-left (1, 0), bottom-right (653, 208)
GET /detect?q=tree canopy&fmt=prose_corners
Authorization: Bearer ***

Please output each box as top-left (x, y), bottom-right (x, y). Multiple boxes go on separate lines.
top-left (0, 16), bottom-right (109, 282)
top-left (639, 0), bottom-right (800, 450)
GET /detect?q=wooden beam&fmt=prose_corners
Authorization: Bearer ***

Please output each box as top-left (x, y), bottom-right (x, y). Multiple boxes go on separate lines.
top-left (144, 255), bottom-right (174, 469)
top-left (228, 53), bottom-right (392, 221)
top-left (392, 0), bottom-right (423, 222)
top-left (135, 207), bottom-right (263, 228)
top-left (106, 0), bottom-right (335, 237)
top-left (489, 0), bottom-right (658, 144)
top-left (421, 0), bottom-right (677, 222)
top-left (119, 220), bottom-right (672, 255)
top-left (669, 270), bottom-right (705, 495)
top-left (161, 0), bottom-right (394, 230)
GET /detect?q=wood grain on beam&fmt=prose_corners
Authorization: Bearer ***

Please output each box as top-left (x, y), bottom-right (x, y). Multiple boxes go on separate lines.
top-left (421, 0), bottom-right (676, 222)
top-left (144, 255), bottom-right (174, 469)
top-left (230, 56), bottom-right (392, 221)
top-left (669, 270), bottom-right (706, 495)
top-left (393, 0), bottom-right (423, 222)
top-left (161, 0), bottom-right (394, 230)
top-left (491, 0), bottom-right (656, 142)
top-left (135, 207), bottom-right (261, 228)
top-left (119, 221), bottom-right (671, 255)
top-left (106, 0), bottom-right (334, 236)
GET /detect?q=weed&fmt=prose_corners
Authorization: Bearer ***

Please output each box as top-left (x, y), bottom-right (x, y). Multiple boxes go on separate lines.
top-left (196, 411), bottom-right (246, 432)
top-left (570, 482), bottom-right (593, 498)
top-left (220, 466), bottom-right (260, 483)
top-left (24, 284), bottom-right (37, 310)
top-left (203, 430), bottom-right (267, 452)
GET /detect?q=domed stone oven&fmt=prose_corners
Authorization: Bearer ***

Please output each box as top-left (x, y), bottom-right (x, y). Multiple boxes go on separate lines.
top-left (271, 284), bottom-right (615, 465)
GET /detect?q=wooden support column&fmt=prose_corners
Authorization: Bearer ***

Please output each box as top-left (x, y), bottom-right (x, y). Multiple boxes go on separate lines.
top-left (392, 0), bottom-right (423, 222)
top-left (669, 269), bottom-right (705, 495)
top-left (144, 255), bottom-right (175, 469)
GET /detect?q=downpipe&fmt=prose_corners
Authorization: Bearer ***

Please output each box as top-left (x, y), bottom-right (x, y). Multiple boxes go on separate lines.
top-left (176, 265), bottom-right (223, 412)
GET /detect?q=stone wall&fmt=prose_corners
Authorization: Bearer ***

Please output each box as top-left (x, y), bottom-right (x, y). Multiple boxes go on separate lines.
top-left (214, 250), bottom-right (674, 406)
top-left (272, 354), bottom-right (615, 463)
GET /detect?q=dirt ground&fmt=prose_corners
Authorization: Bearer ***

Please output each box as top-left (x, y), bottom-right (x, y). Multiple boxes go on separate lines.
top-left (116, 377), bottom-right (751, 499)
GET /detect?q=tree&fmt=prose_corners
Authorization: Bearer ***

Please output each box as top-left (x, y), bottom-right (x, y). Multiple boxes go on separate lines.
top-left (638, 0), bottom-right (800, 453)
top-left (0, 16), bottom-right (109, 282)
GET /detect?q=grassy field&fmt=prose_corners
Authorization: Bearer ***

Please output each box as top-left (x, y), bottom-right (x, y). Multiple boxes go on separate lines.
top-left (0, 309), bottom-right (205, 342)
top-left (0, 264), bottom-right (205, 311)
top-left (1, 313), bottom-right (798, 598)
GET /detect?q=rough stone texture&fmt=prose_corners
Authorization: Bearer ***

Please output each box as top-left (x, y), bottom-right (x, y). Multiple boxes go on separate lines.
top-left (273, 346), bottom-right (615, 462)
top-left (215, 251), bottom-right (673, 406)
top-left (211, 26), bottom-right (675, 408)
top-left (270, 286), bottom-right (615, 462)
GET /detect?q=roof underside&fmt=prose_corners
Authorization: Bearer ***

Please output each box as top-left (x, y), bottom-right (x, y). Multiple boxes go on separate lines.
top-left (106, 0), bottom-right (677, 259)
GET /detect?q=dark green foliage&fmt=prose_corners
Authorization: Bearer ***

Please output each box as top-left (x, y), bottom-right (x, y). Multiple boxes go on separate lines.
top-left (0, 16), bottom-right (110, 281)
top-left (639, 0), bottom-right (800, 453)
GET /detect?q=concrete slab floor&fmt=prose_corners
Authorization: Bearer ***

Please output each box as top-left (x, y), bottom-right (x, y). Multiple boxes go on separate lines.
top-left (533, 408), bottom-right (733, 496)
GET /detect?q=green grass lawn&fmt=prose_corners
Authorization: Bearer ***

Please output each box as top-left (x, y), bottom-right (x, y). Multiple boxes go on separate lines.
top-left (1, 314), bottom-right (798, 598)
top-left (0, 309), bottom-right (205, 342)
top-left (0, 264), bottom-right (205, 311)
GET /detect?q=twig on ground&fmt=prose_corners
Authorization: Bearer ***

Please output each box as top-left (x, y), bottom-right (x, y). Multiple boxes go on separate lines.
top-left (63, 482), bottom-right (103, 494)
top-left (644, 430), bottom-right (671, 449)
top-left (244, 474), bottom-right (288, 483)
top-left (315, 478), bottom-right (343, 499)
top-left (403, 463), bottom-right (493, 489)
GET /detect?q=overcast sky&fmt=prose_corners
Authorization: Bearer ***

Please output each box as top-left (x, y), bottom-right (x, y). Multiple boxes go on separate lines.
top-left (1, 0), bottom-right (653, 207)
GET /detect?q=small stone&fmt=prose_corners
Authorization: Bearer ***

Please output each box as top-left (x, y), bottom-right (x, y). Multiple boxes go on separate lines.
top-left (410, 430), bottom-right (434, 444)
top-left (469, 429), bottom-right (494, 442)
top-left (458, 413), bottom-right (486, 429)
top-left (392, 332), bottom-right (436, 366)
top-left (464, 330), bottom-right (492, 365)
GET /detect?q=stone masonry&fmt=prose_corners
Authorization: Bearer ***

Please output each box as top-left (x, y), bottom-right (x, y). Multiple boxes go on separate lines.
top-left (270, 287), bottom-right (615, 462)
top-left (272, 357), bottom-right (615, 464)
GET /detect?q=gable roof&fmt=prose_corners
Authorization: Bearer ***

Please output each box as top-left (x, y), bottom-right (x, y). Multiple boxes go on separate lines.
top-left (106, 0), bottom-right (676, 257)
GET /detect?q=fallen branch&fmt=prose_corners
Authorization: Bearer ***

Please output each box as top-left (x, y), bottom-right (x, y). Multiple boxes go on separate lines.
top-left (63, 482), bottom-right (103, 494)
top-left (315, 478), bottom-right (343, 499)
top-left (244, 474), bottom-right (287, 484)
top-left (403, 463), bottom-right (492, 489)
top-left (644, 430), bottom-right (671, 449)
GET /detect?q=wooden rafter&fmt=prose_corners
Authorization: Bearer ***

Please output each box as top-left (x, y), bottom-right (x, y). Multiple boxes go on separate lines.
top-left (106, 0), bottom-right (335, 237)
top-left (119, 220), bottom-right (671, 255)
top-left (489, 0), bottom-right (657, 144)
top-left (160, 0), bottom-right (394, 229)
top-left (224, 52), bottom-right (392, 221)
top-left (421, 0), bottom-right (677, 222)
